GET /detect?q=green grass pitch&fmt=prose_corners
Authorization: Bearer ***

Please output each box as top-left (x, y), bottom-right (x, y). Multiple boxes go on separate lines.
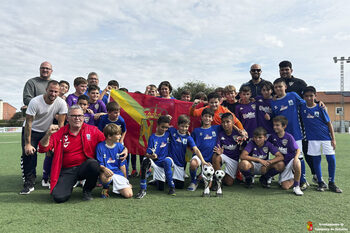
top-left (0, 133), bottom-right (349, 233)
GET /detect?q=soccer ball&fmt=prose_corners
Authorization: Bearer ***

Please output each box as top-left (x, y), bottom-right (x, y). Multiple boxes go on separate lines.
top-left (215, 170), bottom-right (225, 180)
top-left (202, 165), bottom-right (214, 178)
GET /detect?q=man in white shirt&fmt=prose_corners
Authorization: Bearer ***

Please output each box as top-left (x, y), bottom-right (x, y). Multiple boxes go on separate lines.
top-left (20, 80), bottom-right (68, 195)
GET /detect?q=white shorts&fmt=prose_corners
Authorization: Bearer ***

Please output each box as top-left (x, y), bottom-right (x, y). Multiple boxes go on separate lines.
top-left (308, 140), bottom-right (335, 156)
top-left (296, 140), bottom-right (304, 159)
top-left (252, 162), bottom-right (263, 175)
top-left (279, 159), bottom-right (294, 184)
top-left (172, 163), bottom-right (185, 182)
top-left (150, 159), bottom-right (166, 182)
top-left (111, 174), bottom-right (131, 194)
top-left (220, 154), bottom-right (238, 179)
top-left (191, 155), bottom-right (202, 166)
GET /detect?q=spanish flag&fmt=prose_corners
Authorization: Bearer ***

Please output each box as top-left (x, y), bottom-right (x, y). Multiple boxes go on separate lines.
top-left (110, 90), bottom-right (198, 155)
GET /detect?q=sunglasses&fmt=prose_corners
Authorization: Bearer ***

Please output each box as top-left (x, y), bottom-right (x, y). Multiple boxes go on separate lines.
top-left (251, 69), bottom-right (261, 72)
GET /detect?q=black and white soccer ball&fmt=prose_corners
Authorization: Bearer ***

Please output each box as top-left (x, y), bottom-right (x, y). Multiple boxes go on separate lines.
top-left (203, 165), bottom-right (214, 177)
top-left (215, 170), bottom-right (225, 180)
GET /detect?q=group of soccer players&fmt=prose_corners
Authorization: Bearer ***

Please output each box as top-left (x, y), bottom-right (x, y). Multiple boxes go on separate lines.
top-left (23, 60), bottom-right (343, 200)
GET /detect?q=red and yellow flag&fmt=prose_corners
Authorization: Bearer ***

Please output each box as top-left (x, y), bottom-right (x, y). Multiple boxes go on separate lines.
top-left (110, 90), bottom-right (199, 155)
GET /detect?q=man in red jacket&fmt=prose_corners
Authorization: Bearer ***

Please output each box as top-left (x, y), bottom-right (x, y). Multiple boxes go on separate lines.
top-left (39, 105), bottom-right (105, 203)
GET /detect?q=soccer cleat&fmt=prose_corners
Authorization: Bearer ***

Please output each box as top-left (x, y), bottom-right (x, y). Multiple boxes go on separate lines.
top-left (316, 183), bottom-right (325, 192)
top-left (202, 192), bottom-right (210, 197)
top-left (259, 176), bottom-right (270, 188)
top-left (101, 188), bottom-right (109, 198)
top-left (19, 182), bottom-right (34, 195)
top-left (187, 182), bottom-right (198, 191)
top-left (312, 175), bottom-right (318, 185)
top-left (130, 169), bottom-right (138, 177)
top-left (300, 181), bottom-right (310, 191)
top-left (293, 186), bottom-right (304, 196)
top-left (168, 187), bottom-right (176, 196)
top-left (82, 190), bottom-right (93, 201)
top-left (135, 189), bottom-right (147, 199)
top-left (245, 177), bottom-right (253, 189)
top-left (328, 182), bottom-right (342, 193)
top-left (41, 179), bottom-right (50, 188)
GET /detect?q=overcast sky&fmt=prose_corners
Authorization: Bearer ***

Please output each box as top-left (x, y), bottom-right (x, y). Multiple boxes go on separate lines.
top-left (1, 0), bottom-right (350, 110)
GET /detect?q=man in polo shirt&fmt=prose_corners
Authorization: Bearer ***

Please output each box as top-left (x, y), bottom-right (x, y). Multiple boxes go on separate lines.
top-left (38, 105), bottom-right (105, 203)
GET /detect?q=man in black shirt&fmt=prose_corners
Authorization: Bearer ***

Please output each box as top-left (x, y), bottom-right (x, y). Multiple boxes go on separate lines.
top-left (279, 60), bottom-right (307, 97)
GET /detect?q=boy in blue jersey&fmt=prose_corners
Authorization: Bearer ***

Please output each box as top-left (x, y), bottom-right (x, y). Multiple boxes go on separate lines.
top-left (235, 85), bottom-right (257, 139)
top-left (98, 102), bottom-right (127, 144)
top-left (301, 86), bottom-right (342, 193)
top-left (212, 113), bottom-right (243, 188)
top-left (168, 114), bottom-right (208, 189)
top-left (135, 115), bottom-right (175, 199)
top-left (96, 123), bottom-right (132, 198)
top-left (268, 116), bottom-right (304, 196)
top-left (239, 127), bottom-right (284, 188)
top-left (188, 108), bottom-right (220, 191)
top-left (255, 81), bottom-right (274, 136)
top-left (269, 78), bottom-right (308, 189)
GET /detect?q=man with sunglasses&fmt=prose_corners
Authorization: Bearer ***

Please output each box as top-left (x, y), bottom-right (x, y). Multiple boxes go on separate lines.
top-left (241, 64), bottom-right (266, 98)
top-left (38, 105), bottom-right (105, 203)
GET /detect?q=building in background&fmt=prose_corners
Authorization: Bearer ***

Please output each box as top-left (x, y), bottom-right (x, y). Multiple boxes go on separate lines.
top-left (316, 91), bottom-right (350, 133)
top-left (0, 99), bottom-right (17, 120)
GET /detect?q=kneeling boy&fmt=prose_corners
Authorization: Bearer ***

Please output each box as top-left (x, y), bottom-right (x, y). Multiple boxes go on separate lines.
top-left (96, 123), bottom-right (132, 198)
top-left (239, 127), bottom-right (284, 188)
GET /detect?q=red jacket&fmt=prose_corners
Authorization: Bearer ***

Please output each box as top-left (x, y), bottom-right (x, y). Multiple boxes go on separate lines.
top-left (38, 123), bottom-right (105, 193)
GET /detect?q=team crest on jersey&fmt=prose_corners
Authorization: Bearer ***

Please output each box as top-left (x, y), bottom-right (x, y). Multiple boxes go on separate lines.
top-left (263, 147), bottom-right (268, 153)
top-left (314, 111), bottom-right (319, 117)
top-left (199, 132), bottom-right (202, 136)
top-left (258, 99), bottom-right (263, 102)
top-left (86, 134), bottom-right (91, 140)
top-left (282, 139), bottom-right (288, 146)
top-left (240, 107), bottom-right (243, 111)
top-left (251, 104), bottom-right (256, 110)
top-left (95, 103), bottom-right (99, 110)
top-left (221, 137), bottom-right (226, 140)
top-left (289, 82), bottom-right (294, 86)
top-left (274, 106), bottom-right (278, 110)
top-left (288, 100), bottom-right (294, 106)
top-left (182, 138), bottom-right (187, 144)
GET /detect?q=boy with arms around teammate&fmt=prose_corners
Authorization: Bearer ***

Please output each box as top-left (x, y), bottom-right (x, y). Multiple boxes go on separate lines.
top-left (168, 114), bottom-right (208, 189)
top-left (135, 116), bottom-right (175, 199)
top-left (188, 108), bottom-right (220, 191)
top-left (268, 116), bottom-right (304, 196)
top-left (239, 127), bottom-right (285, 188)
top-left (96, 123), bottom-right (132, 198)
top-left (301, 86), bottom-right (342, 193)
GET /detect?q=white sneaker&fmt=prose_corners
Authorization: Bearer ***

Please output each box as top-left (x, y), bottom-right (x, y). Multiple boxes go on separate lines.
top-left (41, 179), bottom-right (50, 187)
top-left (293, 186), bottom-right (304, 196)
top-left (187, 182), bottom-right (198, 191)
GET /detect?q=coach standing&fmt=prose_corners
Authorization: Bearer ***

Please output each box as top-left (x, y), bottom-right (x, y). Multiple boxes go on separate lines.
top-left (23, 61), bottom-right (53, 106)
top-left (20, 80), bottom-right (67, 194)
top-left (38, 105), bottom-right (105, 203)
top-left (240, 64), bottom-right (266, 98)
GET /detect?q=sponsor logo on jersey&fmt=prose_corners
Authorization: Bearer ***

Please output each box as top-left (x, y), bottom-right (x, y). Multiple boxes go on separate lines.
top-left (278, 146), bottom-right (287, 154)
top-left (107, 157), bottom-right (116, 163)
top-left (307, 113), bottom-right (314, 119)
top-left (280, 105), bottom-right (288, 111)
top-left (259, 105), bottom-right (271, 113)
top-left (160, 142), bottom-right (167, 148)
top-left (204, 134), bottom-right (212, 140)
top-left (223, 144), bottom-right (237, 151)
top-left (176, 137), bottom-right (182, 143)
top-left (243, 112), bottom-right (256, 119)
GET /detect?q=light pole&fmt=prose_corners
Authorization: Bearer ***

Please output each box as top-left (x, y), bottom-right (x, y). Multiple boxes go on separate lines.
top-left (333, 56), bottom-right (350, 133)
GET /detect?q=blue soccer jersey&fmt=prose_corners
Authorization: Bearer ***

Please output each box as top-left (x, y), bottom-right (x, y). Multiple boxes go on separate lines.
top-left (191, 125), bottom-right (221, 162)
top-left (146, 132), bottom-right (170, 162)
top-left (168, 127), bottom-right (196, 167)
top-left (244, 140), bottom-right (279, 160)
top-left (300, 103), bottom-right (331, 141)
top-left (271, 92), bottom-right (305, 140)
top-left (268, 132), bottom-right (298, 164)
top-left (96, 141), bottom-right (126, 176)
top-left (98, 114), bottom-right (127, 133)
top-left (255, 96), bottom-right (274, 135)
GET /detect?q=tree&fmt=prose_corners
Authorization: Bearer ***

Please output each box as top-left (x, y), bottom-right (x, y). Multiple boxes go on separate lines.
top-left (172, 80), bottom-right (216, 101)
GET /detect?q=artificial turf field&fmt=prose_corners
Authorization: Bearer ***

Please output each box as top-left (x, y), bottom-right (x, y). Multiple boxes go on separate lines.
top-left (0, 133), bottom-right (349, 233)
